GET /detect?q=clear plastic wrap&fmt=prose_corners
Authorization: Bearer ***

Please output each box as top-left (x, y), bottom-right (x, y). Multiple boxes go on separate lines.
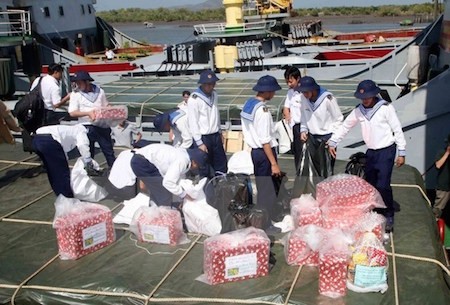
top-left (282, 224), bottom-right (322, 266)
top-left (347, 232), bottom-right (388, 293)
top-left (316, 174), bottom-right (386, 212)
top-left (129, 205), bottom-right (189, 246)
top-left (52, 195), bottom-right (115, 260)
top-left (321, 205), bottom-right (365, 233)
top-left (354, 212), bottom-right (386, 242)
top-left (202, 227), bottom-right (270, 285)
top-left (93, 105), bottom-right (128, 128)
top-left (290, 193), bottom-right (322, 227)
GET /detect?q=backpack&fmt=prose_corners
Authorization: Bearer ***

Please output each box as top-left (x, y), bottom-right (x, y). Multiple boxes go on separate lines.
top-left (345, 152), bottom-right (366, 178)
top-left (12, 77), bottom-right (46, 134)
top-left (204, 173), bottom-right (253, 233)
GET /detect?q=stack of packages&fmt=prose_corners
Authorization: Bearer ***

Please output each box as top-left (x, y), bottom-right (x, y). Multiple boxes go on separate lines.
top-left (93, 105), bottom-right (128, 128)
top-left (130, 206), bottom-right (189, 246)
top-left (284, 174), bottom-right (388, 298)
top-left (53, 195), bottom-right (115, 260)
top-left (202, 227), bottom-right (270, 285)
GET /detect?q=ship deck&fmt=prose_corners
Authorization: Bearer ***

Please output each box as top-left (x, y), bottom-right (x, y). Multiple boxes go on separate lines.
top-left (0, 141), bottom-right (449, 305)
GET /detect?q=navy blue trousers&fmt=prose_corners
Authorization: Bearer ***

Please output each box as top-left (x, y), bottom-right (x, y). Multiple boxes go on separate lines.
top-left (307, 134), bottom-right (335, 178)
top-left (365, 144), bottom-right (396, 217)
top-left (292, 123), bottom-right (303, 172)
top-left (251, 147), bottom-right (278, 224)
top-left (199, 132), bottom-right (227, 175)
top-left (32, 134), bottom-right (74, 198)
top-left (130, 154), bottom-right (172, 206)
top-left (85, 125), bottom-right (116, 167)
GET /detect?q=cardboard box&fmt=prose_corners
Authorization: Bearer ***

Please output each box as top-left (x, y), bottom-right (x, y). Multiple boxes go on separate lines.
top-left (223, 131), bottom-right (245, 153)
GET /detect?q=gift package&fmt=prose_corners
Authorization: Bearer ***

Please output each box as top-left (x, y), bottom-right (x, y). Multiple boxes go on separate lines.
top-left (290, 194), bottom-right (322, 227)
top-left (53, 196), bottom-right (115, 260)
top-left (93, 105), bottom-right (128, 127)
top-left (130, 206), bottom-right (188, 246)
top-left (203, 227), bottom-right (270, 285)
top-left (283, 225), bottom-right (321, 266)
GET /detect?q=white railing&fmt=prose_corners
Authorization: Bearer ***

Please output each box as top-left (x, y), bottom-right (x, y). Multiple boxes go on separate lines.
top-left (194, 20), bottom-right (276, 36)
top-left (0, 10), bottom-right (31, 37)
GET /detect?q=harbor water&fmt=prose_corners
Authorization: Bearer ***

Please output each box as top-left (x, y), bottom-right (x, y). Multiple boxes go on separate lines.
top-left (113, 22), bottom-right (431, 46)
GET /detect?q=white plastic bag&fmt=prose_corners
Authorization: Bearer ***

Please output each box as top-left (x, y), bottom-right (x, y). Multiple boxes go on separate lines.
top-left (71, 158), bottom-right (108, 202)
top-left (113, 193), bottom-right (154, 225)
top-left (180, 178), bottom-right (222, 236)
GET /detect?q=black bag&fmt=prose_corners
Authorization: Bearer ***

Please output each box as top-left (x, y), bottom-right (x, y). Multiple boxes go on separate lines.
top-left (205, 173), bottom-right (253, 233)
top-left (345, 152), bottom-right (366, 178)
top-left (12, 78), bottom-right (46, 134)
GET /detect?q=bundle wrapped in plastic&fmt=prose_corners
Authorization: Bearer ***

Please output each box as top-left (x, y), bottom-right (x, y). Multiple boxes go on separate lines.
top-left (321, 206), bottom-right (365, 232)
top-left (318, 228), bottom-right (352, 298)
top-left (347, 232), bottom-right (388, 293)
top-left (354, 212), bottom-right (386, 242)
top-left (316, 174), bottom-right (386, 212)
top-left (202, 227), bottom-right (270, 285)
top-left (290, 194), bottom-right (322, 227)
top-left (52, 195), bottom-right (115, 260)
top-left (93, 105), bottom-right (128, 128)
top-left (130, 205), bottom-right (189, 245)
top-left (283, 224), bottom-right (322, 266)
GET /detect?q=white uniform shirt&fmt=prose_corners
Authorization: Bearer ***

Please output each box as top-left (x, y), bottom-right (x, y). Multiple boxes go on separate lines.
top-left (300, 91), bottom-right (343, 135)
top-left (187, 89), bottom-right (220, 146)
top-left (68, 85), bottom-right (109, 124)
top-left (112, 121), bottom-right (139, 148)
top-left (241, 99), bottom-right (278, 149)
top-left (284, 89), bottom-right (304, 127)
top-left (170, 110), bottom-right (192, 149)
top-left (36, 124), bottom-right (91, 162)
top-left (329, 100), bottom-right (406, 155)
top-left (274, 119), bottom-right (294, 154)
top-left (31, 75), bottom-right (62, 110)
top-left (136, 144), bottom-right (191, 197)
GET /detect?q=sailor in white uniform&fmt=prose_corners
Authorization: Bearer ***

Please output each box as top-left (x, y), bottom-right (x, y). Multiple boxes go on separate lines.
top-left (328, 80), bottom-right (406, 232)
top-left (296, 76), bottom-right (343, 177)
top-left (32, 124), bottom-right (101, 198)
top-left (108, 144), bottom-right (208, 206)
top-left (241, 75), bottom-right (282, 232)
top-left (282, 66), bottom-right (305, 171)
top-left (187, 70), bottom-right (227, 175)
top-left (153, 109), bottom-right (193, 149)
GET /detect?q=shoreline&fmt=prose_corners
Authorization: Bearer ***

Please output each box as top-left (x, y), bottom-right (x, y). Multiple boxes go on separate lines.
top-left (113, 15), bottom-right (426, 28)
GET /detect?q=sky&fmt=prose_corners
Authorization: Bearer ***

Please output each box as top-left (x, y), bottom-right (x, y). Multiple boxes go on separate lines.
top-left (95, 0), bottom-right (431, 11)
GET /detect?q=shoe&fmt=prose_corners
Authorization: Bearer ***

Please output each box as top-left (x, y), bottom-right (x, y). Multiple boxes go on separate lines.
top-left (265, 225), bottom-right (281, 236)
top-left (385, 216), bottom-right (394, 233)
top-left (85, 162), bottom-right (103, 177)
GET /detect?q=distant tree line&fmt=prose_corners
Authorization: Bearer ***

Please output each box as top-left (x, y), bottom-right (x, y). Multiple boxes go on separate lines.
top-left (97, 3), bottom-right (438, 23)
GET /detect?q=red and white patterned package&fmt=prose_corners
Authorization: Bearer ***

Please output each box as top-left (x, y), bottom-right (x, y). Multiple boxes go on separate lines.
top-left (290, 194), bottom-right (322, 227)
top-left (319, 253), bottom-right (349, 298)
top-left (130, 206), bottom-right (188, 246)
top-left (283, 225), bottom-right (322, 266)
top-left (316, 174), bottom-right (385, 212)
top-left (52, 196), bottom-right (115, 260)
top-left (93, 105), bottom-right (128, 128)
top-left (321, 206), bottom-right (365, 233)
top-left (317, 227), bottom-right (352, 298)
top-left (203, 227), bottom-right (270, 285)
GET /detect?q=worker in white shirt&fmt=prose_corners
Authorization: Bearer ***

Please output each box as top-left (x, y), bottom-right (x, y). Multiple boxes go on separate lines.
top-left (108, 144), bottom-right (208, 206)
top-left (187, 69), bottom-right (227, 175)
top-left (68, 70), bottom-right (116, 167)
top-left (32, 124), bottom-right (102, 198)
top-left (153, 109), bottom-right (193, 149)
top-left (282, 66), bottom-right (305, 171)
top-left (241, 75), bottom-right (282, 234)
top-left (296, 76), bottom-right (343, 178)
top-left (104, 48), bottom-right (115, 61)
top-left (177, 90), bottom-right (190, 109)
top-left (30, 63), bottom-right (71, 125)
top-left (328, 80), bottom-right (406, 232)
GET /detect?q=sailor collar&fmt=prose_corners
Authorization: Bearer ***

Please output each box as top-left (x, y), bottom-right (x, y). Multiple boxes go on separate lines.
top-left (240, 97), bottom-right (266, 122)
top-left (307, 88), bottom-right (332, 112)
top-left (193, 88), bottom-right (216, 107)
top-left (357, 98), bottom-right (388, 121)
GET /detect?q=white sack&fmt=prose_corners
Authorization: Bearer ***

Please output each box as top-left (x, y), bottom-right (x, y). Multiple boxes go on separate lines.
top-left (71, 158), bottom-right (108, 202)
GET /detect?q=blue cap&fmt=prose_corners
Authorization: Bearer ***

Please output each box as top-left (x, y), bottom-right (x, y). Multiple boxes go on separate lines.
top-left (354, 80), bottom-right (381, 99)
top-left (153, 112), bottom-right (170, 132)
top-left (252, 75), bottom-right (282, 92)
top-left (70, 70), bottom-right (94, 82)
top-left (295, 76), bottom-right (320, 92)
top-left (187, 148), bottom-right (209, 171)
top-left (198, 69), bottom-right (219, 84)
